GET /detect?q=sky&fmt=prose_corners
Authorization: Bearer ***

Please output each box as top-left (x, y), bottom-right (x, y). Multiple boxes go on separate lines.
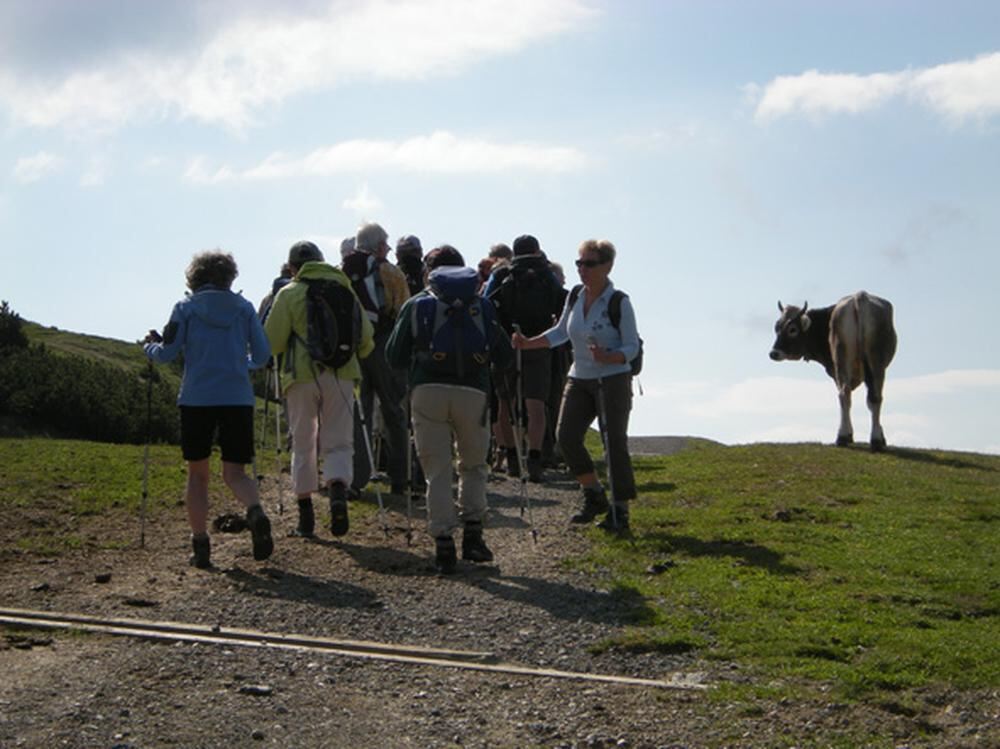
top-left (1, 0), bottom-right (999, 455)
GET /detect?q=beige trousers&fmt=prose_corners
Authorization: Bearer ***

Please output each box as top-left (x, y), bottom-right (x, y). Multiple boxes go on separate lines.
top-left (410, 384), bottom-right (490, 538)
top-left (285, 371), bottom-right (355, 495)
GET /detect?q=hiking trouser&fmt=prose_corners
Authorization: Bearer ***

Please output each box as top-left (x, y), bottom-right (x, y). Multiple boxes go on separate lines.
top-left (410, 384), bottom-right (490, 538)
top-left (285, 371), bottom-right (355, 495)
top-left (556, 373), bottom-right (636, 502)
top-left (353, 335), bottom-right (407, 490)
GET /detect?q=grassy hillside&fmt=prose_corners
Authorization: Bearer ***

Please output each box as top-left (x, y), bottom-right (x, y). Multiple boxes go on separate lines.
top-left (3, 436), bottom-right (996, 708)
top-left (579, 440), bottom-right (999, 702)
top-left (22, 320), bottom-right (182, 388)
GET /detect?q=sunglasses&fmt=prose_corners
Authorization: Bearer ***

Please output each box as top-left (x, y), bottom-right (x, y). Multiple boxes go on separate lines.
top-left (575, 258), bottom-right (606, 268)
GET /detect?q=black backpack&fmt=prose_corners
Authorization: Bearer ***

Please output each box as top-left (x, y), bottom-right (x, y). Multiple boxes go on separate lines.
top-left (301, 278), bottom-right (363, 370)
top-left (567, 284), bottom-right (643, 376)
top-left (341, 251), bottom-right (390, 332)
top-left (412, 267), bottom-right (494, 379)
top-left (488, 256), bottom-right (560, 337)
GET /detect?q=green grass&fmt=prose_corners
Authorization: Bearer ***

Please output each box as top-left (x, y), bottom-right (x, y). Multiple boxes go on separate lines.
top-left (581, 441), bottom-right (1000, 701)
top-left (0, 437), bottom-right (287, 553)
top-left (3, 434), bottom-right (997, 707)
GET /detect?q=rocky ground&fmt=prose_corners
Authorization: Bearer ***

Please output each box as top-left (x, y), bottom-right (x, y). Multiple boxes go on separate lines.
top-left (1, 437), bottom-right (997, 748)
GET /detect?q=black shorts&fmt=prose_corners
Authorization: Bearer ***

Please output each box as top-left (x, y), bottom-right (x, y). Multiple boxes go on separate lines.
top-left (180, 406), bottom-right (255, 464)
top-left (503, 348), bottom-right (552, 402)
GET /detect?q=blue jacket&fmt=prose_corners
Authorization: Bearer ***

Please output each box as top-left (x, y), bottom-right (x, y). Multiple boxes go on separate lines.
top-left (145, 285), bottom-right (270, 406)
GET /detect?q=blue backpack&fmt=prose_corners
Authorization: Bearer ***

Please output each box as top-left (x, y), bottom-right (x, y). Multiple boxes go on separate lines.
top-left (412, 266), bottom-right (493, 378)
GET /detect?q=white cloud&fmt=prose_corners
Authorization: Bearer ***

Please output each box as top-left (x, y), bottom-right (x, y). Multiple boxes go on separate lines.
top-left (342, 183), bottom-right (383, 217)
top-left (12, 151), bottom-right (63, 182)
top-left (184, 156), bottom-right (235, 184)
top-left (80, 156), bottom-right (107, 187)
top-left (0, 0), bottom-right (596, 133)
top-left (241, 131), bottom-right (589, 179)
top-left (891, 369), bottom-right (1000, 399)
top-left (751, 51), bottom-right (1000, 124)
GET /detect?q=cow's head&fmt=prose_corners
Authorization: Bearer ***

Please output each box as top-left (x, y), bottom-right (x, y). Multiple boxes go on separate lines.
top-left (769, 301), bottom-right (810, 361)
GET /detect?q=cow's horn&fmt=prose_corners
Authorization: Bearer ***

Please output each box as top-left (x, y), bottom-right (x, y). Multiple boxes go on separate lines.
top-left (801, 301), bottom-right (808, 315)
top-left (777, 300), bottom-right (784, 312)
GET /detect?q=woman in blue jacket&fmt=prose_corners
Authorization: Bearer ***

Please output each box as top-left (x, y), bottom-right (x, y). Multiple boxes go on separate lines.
top-left (145, 250), bottom-right (273, 568)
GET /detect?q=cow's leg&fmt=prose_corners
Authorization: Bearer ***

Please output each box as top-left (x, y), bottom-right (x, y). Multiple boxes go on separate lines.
top-left (865, 364), bottom-right (887, 452)
top-left (836, 383), bottom-right (854, 446)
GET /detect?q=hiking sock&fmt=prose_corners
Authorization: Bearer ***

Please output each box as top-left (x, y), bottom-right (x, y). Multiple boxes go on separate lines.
top-left (328, 481), bottom-right (350, 537)
top-left (246, 504), bottom-right (274, 561)
top-left (461, 521), bottom-right (494, 563)
top-left (570, 485), bottom-right (609, 524)
top-left (505, 447), bottom-right (521, 478)
top-left (190, 533), bottom-right (211, 569)
top-left (293, 498), bottom-right (315, 537)
top-left (527, 449), bottom-right (544, 483)
top-left (435, 535), bottom-right (457, 574)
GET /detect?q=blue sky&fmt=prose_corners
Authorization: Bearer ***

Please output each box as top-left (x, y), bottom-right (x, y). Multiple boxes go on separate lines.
top-left (2, 0), bottom-right (999, 454)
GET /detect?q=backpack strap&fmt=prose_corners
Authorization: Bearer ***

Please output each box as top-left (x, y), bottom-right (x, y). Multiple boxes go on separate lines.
top-left (607, 290), bottom-right (627, 330)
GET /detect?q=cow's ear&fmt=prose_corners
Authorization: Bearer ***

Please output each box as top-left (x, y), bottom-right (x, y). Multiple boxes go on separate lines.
top-left (799, 310), bottom-right (811, 331)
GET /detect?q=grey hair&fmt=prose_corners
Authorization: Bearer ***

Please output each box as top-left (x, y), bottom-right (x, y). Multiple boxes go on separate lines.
top-left (355, 222), bottom-right (388, 254)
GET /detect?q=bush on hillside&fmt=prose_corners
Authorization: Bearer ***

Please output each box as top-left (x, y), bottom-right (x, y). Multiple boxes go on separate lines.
top-left (0, 301), bottom-right (29, 351)
top-left (0, 342), bottom-right (179, 444)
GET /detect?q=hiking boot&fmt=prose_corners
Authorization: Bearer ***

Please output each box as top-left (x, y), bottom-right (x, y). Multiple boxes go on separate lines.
top-left (246, 505), bottom-right (274, 561)
top-left (505, 447), bottom-right (521, 478)
top-left (435, 535), bottom-right (457, 575)
top-left (461, 521), bottom-right (494, 563)
top-left (328, 481), bottom-right (350, 537)
top-left (527, 450), bottom-right (544, 483)
top-left (291, 498), bottom-right (315, 538)
top-left (570, 486), bottom-right (609, 524)
top-left (491, 449), bottom-right (506, 474)
top-left (597, 503), bottom-right (630, 534)
top-left (190, 534), bottom-right (211, 569)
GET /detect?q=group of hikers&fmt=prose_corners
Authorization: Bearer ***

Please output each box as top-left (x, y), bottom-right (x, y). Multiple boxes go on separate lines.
top-left (143, 223), bottom-right (643, 574)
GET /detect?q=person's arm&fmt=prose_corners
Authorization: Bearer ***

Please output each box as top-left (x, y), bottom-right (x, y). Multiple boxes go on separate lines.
top-left (247, 308), bottom-right (271, 369)
top-left (144, 305), bottom-right (185, 363)
top-left (385, 297), bottom-right (414, 369)
top-left (263, 288), bottom-right (292, 357)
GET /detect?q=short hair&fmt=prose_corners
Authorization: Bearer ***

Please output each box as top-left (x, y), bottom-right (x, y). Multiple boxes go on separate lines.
top-left (488, 243), bottom-right (512, 260)
top-left (396, 234), bottom-right (423, 259)
top-left (355, 222), bottom-right (388, 254)
top-left (424, 244), bottom-right (465, 271)
top-left (578, 238), bottom-right (616, 265)
top-left (512, 234), bottom-right (540, 256)
top-left (186, 250), bottom-right (238, 291)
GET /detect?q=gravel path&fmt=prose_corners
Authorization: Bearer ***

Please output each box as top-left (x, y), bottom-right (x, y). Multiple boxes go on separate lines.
top-left (2, 442), bottom-right (996, 748)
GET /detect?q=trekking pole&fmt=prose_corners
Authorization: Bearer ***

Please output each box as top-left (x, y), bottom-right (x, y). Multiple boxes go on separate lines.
top-left (355, 394), bottom-right (390, 538)
top-left (140, 360), bottom-right (154, 549)
top-left (254, 367), bottom-right (269, 489)
top-left (273, 361), bottom-right (284, 516)
top-left (594, 375), bottom-right (618, 530)
top-left (511, 325), bottom-right (537, 543)
top-left (403, 387), bottom-right (414, 546)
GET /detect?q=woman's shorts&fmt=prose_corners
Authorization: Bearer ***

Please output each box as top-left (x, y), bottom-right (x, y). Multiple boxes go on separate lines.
top-left (180, 405), bottom-right (255, 464)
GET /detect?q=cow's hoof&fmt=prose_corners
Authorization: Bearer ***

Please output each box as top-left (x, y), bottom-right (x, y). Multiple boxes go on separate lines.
top-left (870, 438), bottom-right (887, 453)
top-left (835, 434), bottom-right (854, 447)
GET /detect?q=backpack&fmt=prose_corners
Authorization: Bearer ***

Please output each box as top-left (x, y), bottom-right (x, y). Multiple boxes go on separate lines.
top-left (341, 250), bottom-right (389, 332)
top-left (300, 278), bottom-right (363, 370)
top-left (567, 284), bottom-right (644, 376)
top-left (488, 256), bottom-right (560, 336)
top-left (412, 266), bottom-right (493, 379)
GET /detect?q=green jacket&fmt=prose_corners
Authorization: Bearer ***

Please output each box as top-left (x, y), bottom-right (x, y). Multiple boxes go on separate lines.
top-left (264, 261), bottom-right (375, 389)
top-left (386, 290), bottom-right (512, 393)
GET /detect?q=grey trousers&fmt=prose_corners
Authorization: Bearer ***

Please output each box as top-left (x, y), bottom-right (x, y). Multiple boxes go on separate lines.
top-left (556, 373), bottom-right (636, 502)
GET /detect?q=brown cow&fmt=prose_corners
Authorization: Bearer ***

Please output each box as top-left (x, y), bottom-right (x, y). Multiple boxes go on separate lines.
top-left (770, 291), bottom-right (897, 451)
